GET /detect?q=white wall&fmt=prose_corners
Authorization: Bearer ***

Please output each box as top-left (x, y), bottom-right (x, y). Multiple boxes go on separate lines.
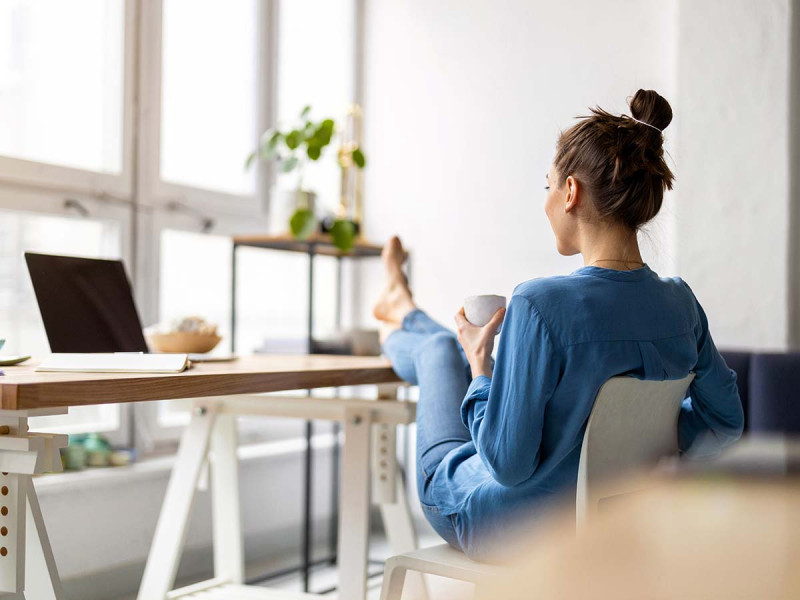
top-left (674, 0), bottom-right (795, 350)
top-left (359, 0), bottom-right (678, 328)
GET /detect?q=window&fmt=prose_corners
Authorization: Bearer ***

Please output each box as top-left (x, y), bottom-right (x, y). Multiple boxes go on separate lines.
top-left (0, 206), bottom-right (129, 441)
top-left (0, 0), bottom-right (363, 452)
top-left (0, 0), bottom-right (131, 441)
top-left (0, 0), bottom-right (132, 193)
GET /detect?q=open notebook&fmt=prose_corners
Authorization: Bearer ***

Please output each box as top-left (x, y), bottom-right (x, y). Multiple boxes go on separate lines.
top-left (36, 353), bottom-right (190, 374)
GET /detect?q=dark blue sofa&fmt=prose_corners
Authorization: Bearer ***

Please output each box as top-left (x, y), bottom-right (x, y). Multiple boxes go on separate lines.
top-left (720, 350), bottom-right (800, 435)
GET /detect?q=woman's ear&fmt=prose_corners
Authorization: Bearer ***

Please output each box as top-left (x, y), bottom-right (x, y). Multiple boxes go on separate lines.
top-left (564, 175), bottom-right (580, 213)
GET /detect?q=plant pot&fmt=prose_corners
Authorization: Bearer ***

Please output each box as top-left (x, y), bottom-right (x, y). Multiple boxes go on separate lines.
top-left (269, 188), bottom-right (317, 235)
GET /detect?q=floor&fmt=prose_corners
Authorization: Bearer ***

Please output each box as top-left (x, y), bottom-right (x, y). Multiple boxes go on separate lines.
top-left (248, 532), bottom-right (475, 600)
top-left (111, 531), bottom-right (474, 600)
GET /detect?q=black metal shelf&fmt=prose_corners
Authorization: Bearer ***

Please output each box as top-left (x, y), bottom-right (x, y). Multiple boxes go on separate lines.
top-left (230, 233), bottom-right (388, 594)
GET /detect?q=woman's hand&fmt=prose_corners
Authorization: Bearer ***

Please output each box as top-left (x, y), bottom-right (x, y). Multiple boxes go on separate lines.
top-left (454, 306), bottom-right (506, 379)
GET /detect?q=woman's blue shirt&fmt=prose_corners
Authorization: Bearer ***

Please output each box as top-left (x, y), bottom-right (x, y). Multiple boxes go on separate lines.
top-left (429, 265), bottom-right (743, 558)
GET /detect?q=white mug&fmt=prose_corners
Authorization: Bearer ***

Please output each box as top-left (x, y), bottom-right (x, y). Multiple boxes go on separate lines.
top-left (464, 295), bottom-right (507, 334)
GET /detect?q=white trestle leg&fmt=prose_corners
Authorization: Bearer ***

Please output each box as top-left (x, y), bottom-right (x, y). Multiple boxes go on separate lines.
top-left (338, 406), bottom-right (372, 600)
top-left (138, 405), bottom-right (218, 600)
top-left (210, 414), bottom-right (243, 584)
top-left (24, 479), bottom-right (65, 600)
top-left (373, 385), bottom-right (428, 600)
top-left (0, 409), bottom-right (68, 599)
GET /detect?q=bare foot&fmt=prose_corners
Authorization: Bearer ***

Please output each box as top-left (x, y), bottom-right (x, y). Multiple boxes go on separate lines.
top-left (374, 235), bottom-right (416, 323)
top-left (373, 280), bottom-right (416, 324)
top-left (382, 236), bottom-right (409, 286)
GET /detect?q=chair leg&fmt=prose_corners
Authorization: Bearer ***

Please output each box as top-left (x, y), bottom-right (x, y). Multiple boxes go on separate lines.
top-left (380, 557), bottom-right (408, 600)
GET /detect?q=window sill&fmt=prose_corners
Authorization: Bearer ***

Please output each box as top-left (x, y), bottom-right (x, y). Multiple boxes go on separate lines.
top-left (34, 432), bottom-right (338, 495)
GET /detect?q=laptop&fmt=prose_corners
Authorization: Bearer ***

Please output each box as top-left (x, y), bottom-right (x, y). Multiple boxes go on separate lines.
top-left (25, 252), bottom-right (149, 353)
top-left (24, 252), bottom-right (232, 363)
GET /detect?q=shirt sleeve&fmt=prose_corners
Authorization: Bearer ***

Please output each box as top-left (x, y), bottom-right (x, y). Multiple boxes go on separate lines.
top-left (678, 285), bottom-right (744, 457)
top-left (460, 294), bottom-right (562, 486)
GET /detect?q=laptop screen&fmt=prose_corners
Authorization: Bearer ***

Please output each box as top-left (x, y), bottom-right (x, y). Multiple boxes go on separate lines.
top-left (25, 252), bottom-right (149, 353)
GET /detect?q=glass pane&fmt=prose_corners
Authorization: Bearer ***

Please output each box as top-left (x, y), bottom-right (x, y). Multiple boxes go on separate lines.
top-left (157, 229), bottom-right (232, 427)
top-left (0, 0), bottom-right (124, 173)
top-left (160, 0), bottom-right (258, 195)
top-left (277, 0), bottom-right (355, 212)
top-left (0, 210), bottom-right (123, 433)
top-left (158, 229), bottom-right (232, 340)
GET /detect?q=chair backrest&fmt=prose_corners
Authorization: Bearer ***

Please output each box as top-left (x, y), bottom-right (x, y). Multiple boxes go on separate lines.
top-left (576, 374), bottom-right (695, 530)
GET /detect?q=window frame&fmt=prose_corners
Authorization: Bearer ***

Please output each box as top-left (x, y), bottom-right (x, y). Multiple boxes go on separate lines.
top-left (0, 185), bottom-right (136, 447)
top-left (0, 0), bottom-right (137, 199)
top-left (136, 0), bottom-right (274, 221)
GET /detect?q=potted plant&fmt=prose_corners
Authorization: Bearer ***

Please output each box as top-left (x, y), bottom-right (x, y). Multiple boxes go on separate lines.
top-left (246, 106), bottom-right (366, 251)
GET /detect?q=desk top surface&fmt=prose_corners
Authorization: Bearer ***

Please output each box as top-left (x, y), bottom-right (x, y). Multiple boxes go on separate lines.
top-left (0, 355), bottom-right (401, 411)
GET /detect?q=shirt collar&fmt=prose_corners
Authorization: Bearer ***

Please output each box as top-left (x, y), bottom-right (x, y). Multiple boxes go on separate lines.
top-left (570, 264), bottom-right (653, 282)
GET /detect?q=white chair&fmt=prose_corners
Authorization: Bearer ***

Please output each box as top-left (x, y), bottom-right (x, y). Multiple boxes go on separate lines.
top-left (379, 374), bottom-right (695, 600)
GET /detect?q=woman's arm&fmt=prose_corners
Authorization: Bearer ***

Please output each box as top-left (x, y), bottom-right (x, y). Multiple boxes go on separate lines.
top-left (679, 289), bottom-right (744, 457)
top-left (457, 295), bottom-right (562, 487)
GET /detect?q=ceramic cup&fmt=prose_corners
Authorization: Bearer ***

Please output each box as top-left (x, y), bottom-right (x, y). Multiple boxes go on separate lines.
top-left (464, 295), bottom-right (507, 334)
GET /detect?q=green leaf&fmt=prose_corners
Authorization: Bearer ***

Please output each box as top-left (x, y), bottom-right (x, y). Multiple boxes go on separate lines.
top-left (309, 119), bottom-right (334, 147)
top-left (245, 151), bottom-right (258, 170)
top-left (266, 130), bottom-right (281, 150)
top-left (330, 219), bottom-right (356, 252)
top-left (300, 105), bottom-right (311, 118)
top-left (285, 130), bottom-right (302, 150)
top-left (280, 156), bottom-right (299, 173)
top-left (259, 145), bottom-right (278, 160)
top-left (352, 147), bottom-right (366, 168)
top-left (260, 129), bottom-right (281, 146)
top-left (320, 119), bottom-right (335, 140)
top-left (289, 208), bottom-right (317, 240)
top-left (307, 144), bottom-right (321, 161)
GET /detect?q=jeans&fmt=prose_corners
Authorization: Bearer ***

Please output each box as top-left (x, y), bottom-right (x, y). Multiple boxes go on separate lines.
top-left (381, 309), bottom-right (474, 548)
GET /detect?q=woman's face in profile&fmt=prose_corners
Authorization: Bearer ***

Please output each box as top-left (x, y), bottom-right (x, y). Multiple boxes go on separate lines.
top-left (544, 165), bottom-right (579, 256)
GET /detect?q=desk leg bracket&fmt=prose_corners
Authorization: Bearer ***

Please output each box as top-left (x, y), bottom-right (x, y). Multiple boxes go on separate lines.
top-left (0, 409), bottom-right (68, 599)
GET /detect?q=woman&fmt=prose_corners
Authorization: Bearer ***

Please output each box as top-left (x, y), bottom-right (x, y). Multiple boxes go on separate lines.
top-left (373, 89), bottom-right (743, 561)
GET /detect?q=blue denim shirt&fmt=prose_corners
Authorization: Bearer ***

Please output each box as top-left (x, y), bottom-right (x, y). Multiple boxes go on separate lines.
top-left (430, 265), bottom-right (743, 559)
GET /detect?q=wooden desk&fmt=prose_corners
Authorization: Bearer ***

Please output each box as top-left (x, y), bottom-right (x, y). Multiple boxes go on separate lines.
top-left (0, 355), bottom-right (400, 410)
top-left (0, 356), bottom-right (425, 600)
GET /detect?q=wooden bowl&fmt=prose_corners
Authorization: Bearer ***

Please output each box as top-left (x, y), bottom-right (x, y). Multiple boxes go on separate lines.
top-left (147, 332), bottom-right (222, 354)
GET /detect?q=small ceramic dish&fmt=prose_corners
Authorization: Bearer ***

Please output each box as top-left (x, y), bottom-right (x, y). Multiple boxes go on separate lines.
top-left (0, 355), bottom-right (31, 366)
top-left (147, 332), bottom-right (222, 354)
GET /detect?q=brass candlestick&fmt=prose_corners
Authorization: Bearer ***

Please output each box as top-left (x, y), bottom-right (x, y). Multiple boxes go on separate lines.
top-left (337, 103), bottom-right (364, 230)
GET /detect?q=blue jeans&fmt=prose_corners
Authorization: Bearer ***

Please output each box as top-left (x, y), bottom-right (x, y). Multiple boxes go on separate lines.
top-left (381, 309), bottom-right (474, 548)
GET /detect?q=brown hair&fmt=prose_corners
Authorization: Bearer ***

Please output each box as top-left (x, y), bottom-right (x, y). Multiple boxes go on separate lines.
top-left (553, 89), bottom-right (674, 230)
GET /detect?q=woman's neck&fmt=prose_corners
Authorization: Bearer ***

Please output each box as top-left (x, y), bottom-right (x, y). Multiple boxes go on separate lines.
top-left (580, 225), bottom-right (644, 270)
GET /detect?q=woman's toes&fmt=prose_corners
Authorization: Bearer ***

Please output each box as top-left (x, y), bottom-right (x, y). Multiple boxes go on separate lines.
top-left (382, 236), bottom-right (407, 282)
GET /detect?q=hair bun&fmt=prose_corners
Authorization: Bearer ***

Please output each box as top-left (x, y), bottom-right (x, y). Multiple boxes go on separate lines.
top-left (629, 89), bottom-right (672, 132)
